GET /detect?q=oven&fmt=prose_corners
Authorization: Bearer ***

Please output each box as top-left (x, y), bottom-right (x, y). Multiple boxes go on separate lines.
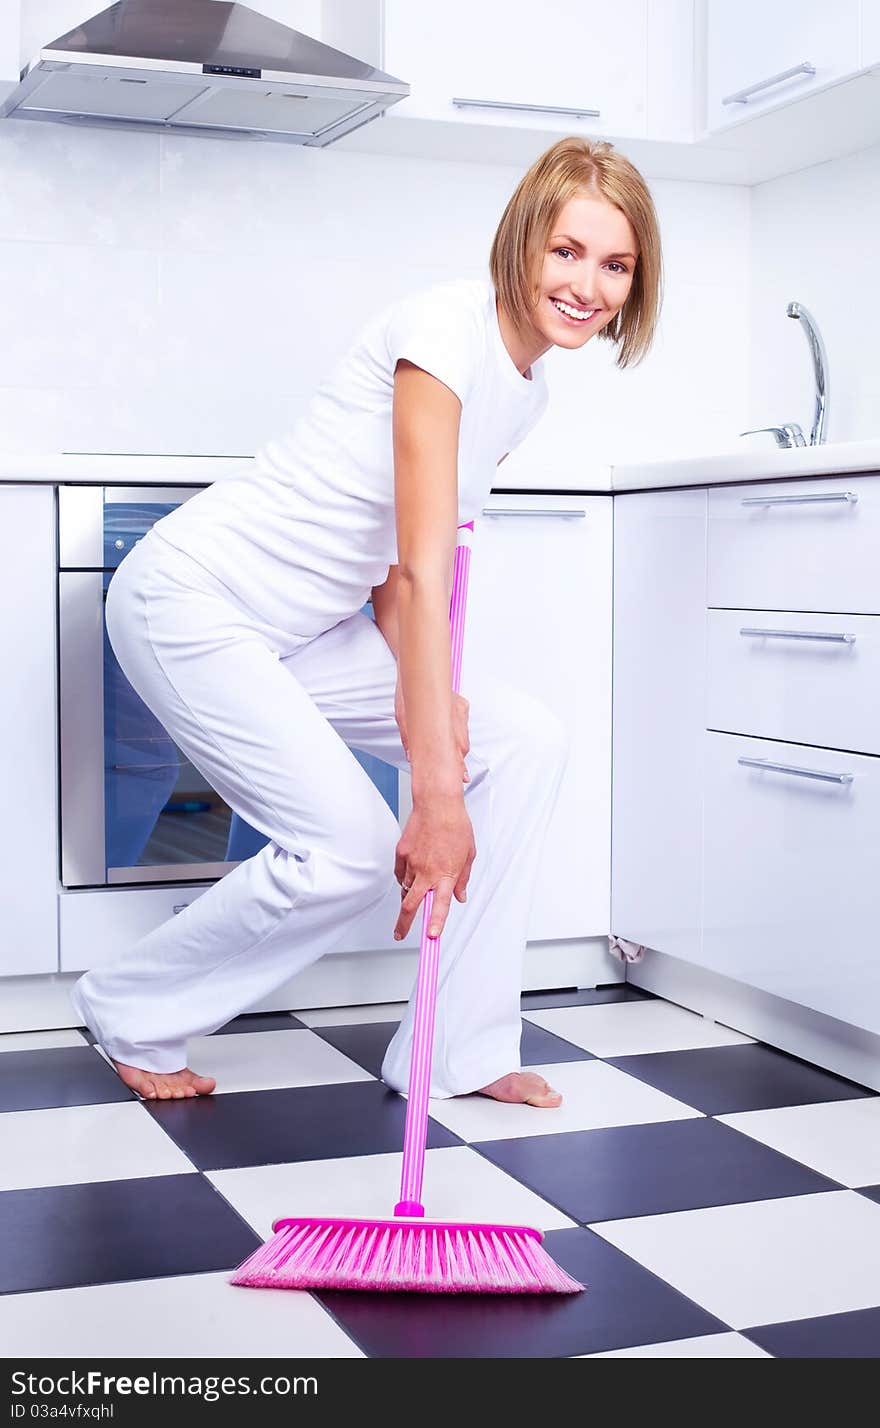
top-left (58, 484), bottom-right (401, 889)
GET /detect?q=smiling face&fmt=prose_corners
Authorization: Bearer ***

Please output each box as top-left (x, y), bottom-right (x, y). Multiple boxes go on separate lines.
top-left (532, 192), bottom-right (639, 353)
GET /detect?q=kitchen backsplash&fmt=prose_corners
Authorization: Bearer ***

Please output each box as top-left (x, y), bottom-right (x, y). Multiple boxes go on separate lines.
top-left (0, 114), bottom-right (754, 475)
top-left (749, 142), bottom-right (880, 447)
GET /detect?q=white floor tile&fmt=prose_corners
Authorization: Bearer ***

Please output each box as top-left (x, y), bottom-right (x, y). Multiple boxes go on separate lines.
top-left (718, 1097), bottom-right (880, 1188)
top-left (295, 1003), bottom-right (406, 1027)
top-left (523, 1001), bottom-right (753, 1058)
top-left (209, 1145), bottom-right (577, 1241)
top-left (0, 1271), bottom-right (364, 1358)
top-left (423, 1059), bottom-right (704, 1142)
top-left (183, 1029), bottom-right (375, 1094)
top-left (0, 1103), bottom-right (197, 1192)
top-left (0, 1030), bottom-right (89, 1053)
top-left (592, 1191), bottom-right (880, 1329)
top-left (581, 1332), bottom-right (771, 1358)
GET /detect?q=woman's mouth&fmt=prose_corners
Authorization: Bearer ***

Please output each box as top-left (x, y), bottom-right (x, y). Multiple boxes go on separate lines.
top-left (548, 296), bottom-right (598, 325)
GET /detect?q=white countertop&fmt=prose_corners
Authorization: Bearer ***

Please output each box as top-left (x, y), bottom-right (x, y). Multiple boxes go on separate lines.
top-left (0, 438), bottom-right (879, 490)
top-left (608, 437), bottom-right (880, 490)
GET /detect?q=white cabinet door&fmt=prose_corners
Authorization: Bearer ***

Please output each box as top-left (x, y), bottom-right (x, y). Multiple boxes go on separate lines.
top-left (705, 0), bottom-right (860, 132)
top-left (702, 730), bottom-right (880, 1035)
top-left (861, 0), bottom-right (880, 67)
top-left (0, 486), bottom-right (59, 976)
top-left (646, 0), bottom-right (696, 142)
top-left (0, 0), bottom-right (20, 86)
top-left (610, 488), bottom-right (707, 962)
top-left (384, 0), bottom-right (648, 139)
top-left (465, 494), bottom-right (612, 940)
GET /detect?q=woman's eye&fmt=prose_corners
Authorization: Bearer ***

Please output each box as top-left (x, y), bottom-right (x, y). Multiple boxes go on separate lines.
top-left (554, 248), bottom-right (574, 260)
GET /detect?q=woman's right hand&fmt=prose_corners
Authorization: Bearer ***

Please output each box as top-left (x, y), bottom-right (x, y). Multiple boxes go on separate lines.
top-left (393, 793), bottom-right (476, 942)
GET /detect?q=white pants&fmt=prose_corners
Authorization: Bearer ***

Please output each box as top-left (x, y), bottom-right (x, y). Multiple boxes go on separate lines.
top-left (71, 529), bottom-right (569, 1098)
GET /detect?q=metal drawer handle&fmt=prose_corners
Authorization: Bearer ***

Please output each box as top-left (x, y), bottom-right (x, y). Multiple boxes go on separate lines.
top-left (739, 627), bottom-right (856, 644)
top-left (481, 507), bottom-right (587, 518)
top-left (738, 756), bottom-right (854, 785)
top-left (740, 491), bottom-right (858, 507)
top-left (452, 97), bottom-right (601, 119)
top-left (722, 61), bottom-right (816, 106)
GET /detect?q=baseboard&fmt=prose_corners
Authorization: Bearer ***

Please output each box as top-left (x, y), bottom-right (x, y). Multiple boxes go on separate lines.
top-left (0, 937), bottom-right (620, 1032)
top-left (627, 949), bottom-right (880, 1093)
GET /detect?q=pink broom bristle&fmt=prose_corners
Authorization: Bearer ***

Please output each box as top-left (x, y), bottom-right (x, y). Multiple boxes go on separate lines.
top-left (230, 1218), bottom-right (584, 1294)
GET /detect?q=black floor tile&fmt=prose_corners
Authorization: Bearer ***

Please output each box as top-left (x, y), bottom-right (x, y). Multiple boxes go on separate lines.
top-left (0, 1175), bottom-right (260, 1295)
top-left (213, 1012), bottom-right (307, 1034)
top-left (312, 1020), bottom-right (595, 1081)
top-left (0, 1047), bottom-right (133, 1113)
top-left (474, 1118), bottom-right (842, 1225)
top-left (521, 985), bottom-right (655, 1011)
top-left (606, 1043), bottom-right (877, 1115)
top-left (310, 1022), bottom-right (396, 1079)
top-left (519, 1020), bottom-right (595, 1067)
top-left (857, 1184), bottom-right (880, 1206)
top-left (318, 1226), bottom-right (728, 1358)
top-left (745, 1305), bottom-right (880, 1357)
top-left (145, 1080), bottom-right (464, 1171)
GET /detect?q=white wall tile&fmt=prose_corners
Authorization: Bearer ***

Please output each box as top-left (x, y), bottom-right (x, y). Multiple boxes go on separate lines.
top-left (0, 117), bottom-right (752, 465)
top-left (0, 118), bottom-right (159, 247)
top-left (748, 144), bottom-right (880, 444)
top-left (0, 240), bottom-right (159, 388)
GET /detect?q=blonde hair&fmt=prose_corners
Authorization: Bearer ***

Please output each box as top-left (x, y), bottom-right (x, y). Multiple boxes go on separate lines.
top-left (489, 137), bottom-right (663, 369)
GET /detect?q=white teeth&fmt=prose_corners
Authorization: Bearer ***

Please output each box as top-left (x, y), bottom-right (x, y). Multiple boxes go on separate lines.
top-left (551, 297), bottom-right (594, 322)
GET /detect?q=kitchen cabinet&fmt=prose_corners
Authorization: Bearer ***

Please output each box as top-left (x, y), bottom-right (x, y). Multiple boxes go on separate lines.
top-left (0, 485), bottom-right (59, 975)
top-left (701, 731), bottom-right (880, 1035)
top-left (0, 3), bottom-right (20, 89)
top-left (610, 487), bottom-right (706, 963)
top-left (55, 488), bottom-right (607, 974)
top-left (695, 470), bottom-right (880, 1032)
top-left (706, 475), bottom-right (880, 615)
top-left (466, 493), bottom-right (612, 941)
top-left (706, 608), bottom-right (880, 759)
top-left (704, 0), bottom-right (861, 133)
top-left (862, 1), bottom-right (880, 68)
top-left (382, 0), bottom-right (650, 140)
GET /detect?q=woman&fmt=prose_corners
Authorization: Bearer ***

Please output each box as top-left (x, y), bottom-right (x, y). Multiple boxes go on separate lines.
top-left (71, 136), bottom-right (663, 1106)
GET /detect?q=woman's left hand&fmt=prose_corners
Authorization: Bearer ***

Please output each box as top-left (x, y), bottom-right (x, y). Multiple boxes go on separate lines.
top-left (395, 677), bottom-right (470, 784)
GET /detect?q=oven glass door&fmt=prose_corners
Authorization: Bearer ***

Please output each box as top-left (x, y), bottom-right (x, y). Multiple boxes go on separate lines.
top-left (103, 574), bottom-right (399, 882)
top-left (60, 486), bottom-right (400, 888)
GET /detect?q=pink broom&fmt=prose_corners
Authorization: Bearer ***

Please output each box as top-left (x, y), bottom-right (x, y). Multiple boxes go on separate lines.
top-left (230, 522), bottom-right (584, 1294)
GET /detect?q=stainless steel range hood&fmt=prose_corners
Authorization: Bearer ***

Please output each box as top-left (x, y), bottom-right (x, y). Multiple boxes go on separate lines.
top-left (1, 1), bottom-right (409, 146)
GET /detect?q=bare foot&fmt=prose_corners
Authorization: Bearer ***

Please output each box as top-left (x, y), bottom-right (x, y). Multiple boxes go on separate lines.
top-left (112, 1060), bottom-right (216, 1101)
top-left (476, 1071), bottom-right (563, 1108)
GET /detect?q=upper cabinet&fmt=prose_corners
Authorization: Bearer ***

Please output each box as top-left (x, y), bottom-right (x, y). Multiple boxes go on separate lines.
top-left (5, 2), bottom-right (880, 182)
top-left (704, 0), bottom-right (861, 133)
top-left (383, 0), bottom-right (650, 140)
top-left (862, 1), bottom-right (880, 67)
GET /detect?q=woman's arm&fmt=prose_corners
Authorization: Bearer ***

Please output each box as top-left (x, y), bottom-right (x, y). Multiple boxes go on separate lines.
top-left (370, 564), bottom-right (401, 660)
top-left (392, 358), bottom-right (462, 803)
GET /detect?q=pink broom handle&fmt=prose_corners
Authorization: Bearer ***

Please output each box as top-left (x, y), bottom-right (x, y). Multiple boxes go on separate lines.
top-left (394, 520), bottom-right (474, 1218)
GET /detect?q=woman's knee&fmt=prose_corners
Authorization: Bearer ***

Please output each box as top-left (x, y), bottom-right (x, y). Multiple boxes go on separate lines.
top-left (328, 796), bottom-right (400, 894)
top-left (475, 684), bottom-right (569, 770)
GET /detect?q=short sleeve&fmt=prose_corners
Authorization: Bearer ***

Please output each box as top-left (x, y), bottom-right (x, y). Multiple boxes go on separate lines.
top-left (384, 285), bottom-right (484, 407)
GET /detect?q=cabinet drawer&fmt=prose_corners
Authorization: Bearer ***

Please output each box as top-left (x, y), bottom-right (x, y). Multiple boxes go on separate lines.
top-left (707, 475), bottom-right (880, 614)
top-left (706, 608), bottom-right (880, 756)
top-left (702, 731), bottom-right (880, 1034)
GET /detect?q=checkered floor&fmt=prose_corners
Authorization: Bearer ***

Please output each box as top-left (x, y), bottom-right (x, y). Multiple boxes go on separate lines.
top-left (2, 984), bottom-right (880, 1358)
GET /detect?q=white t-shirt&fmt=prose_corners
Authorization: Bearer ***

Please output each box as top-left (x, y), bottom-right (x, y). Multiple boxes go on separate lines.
top-left (153, 277), bottom-right (548, 639)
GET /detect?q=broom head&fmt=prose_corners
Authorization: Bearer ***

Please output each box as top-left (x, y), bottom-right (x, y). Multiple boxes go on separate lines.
top-left (230, 1215), bottom-right (584, 1294)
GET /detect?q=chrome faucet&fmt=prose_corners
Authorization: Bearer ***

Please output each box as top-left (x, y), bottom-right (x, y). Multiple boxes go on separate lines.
top-left (740, 301), bottom-right (829, 448)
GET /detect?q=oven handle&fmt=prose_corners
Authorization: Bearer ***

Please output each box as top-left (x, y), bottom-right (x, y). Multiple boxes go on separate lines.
top-left (59, 572), bottom-right (107, 887)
